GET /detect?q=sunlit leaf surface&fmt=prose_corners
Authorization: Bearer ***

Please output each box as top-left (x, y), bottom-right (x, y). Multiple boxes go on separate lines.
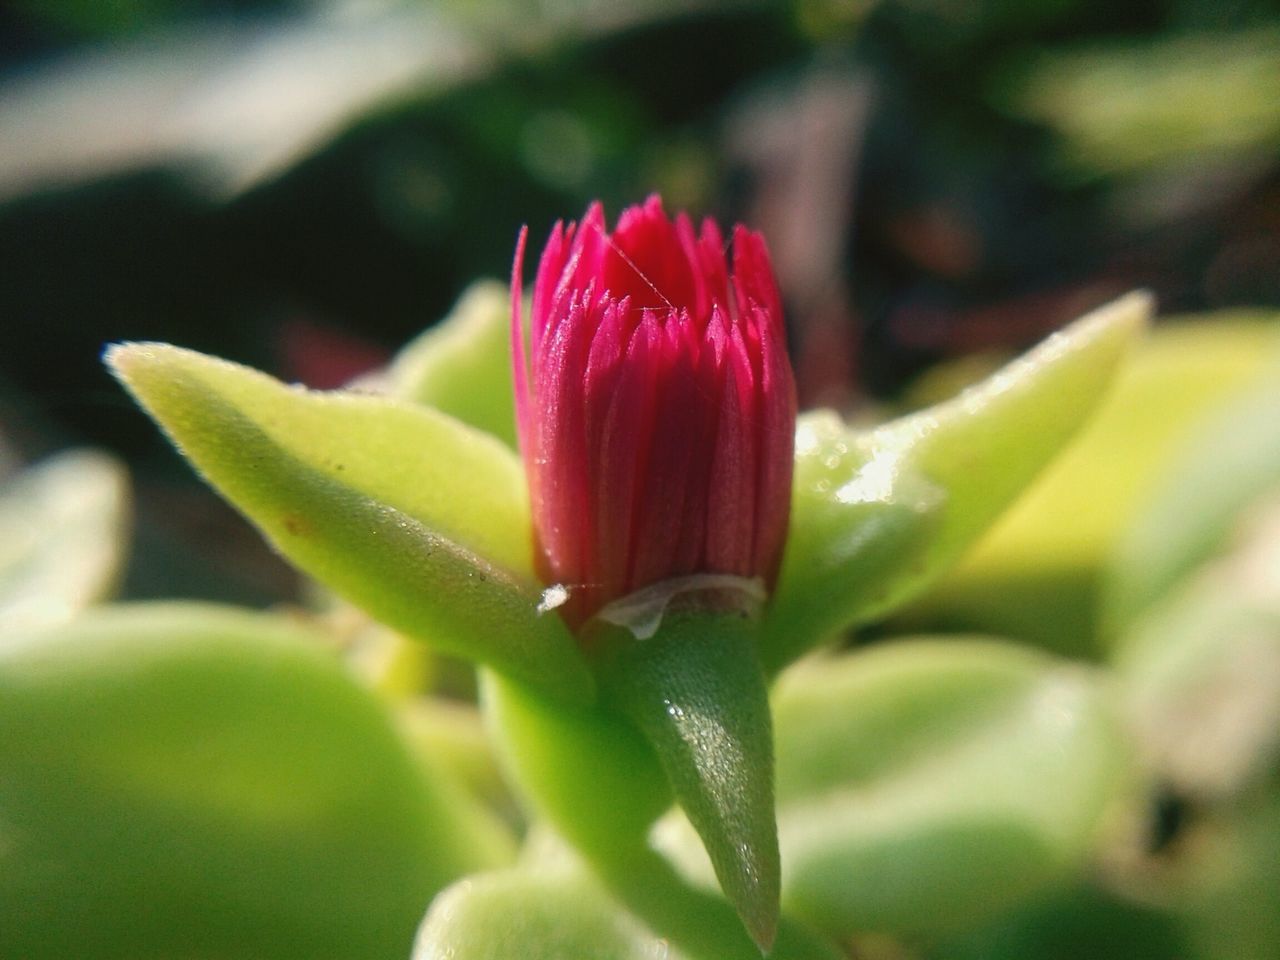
top-left (388, 280), bottom-right (518, 448)
top-left (764, 292), bottom-right (1150, 670)
top-left (1113, 492), bottom-right (1280, 801)
top-left (414, 860), bottom-right (681, 960)
top-left (0, 603), bottom-right (507, 960)
top-left (769, 641), bottom-right (1127, 940)
top-left (903, 311), bottom-right (1280, 654)
top-left (108, 343), bottom-right (592, 703)
top-left (1105, 373), bottom-right (1280, 630)
top-left (604, 613), bottom-right (779, 949)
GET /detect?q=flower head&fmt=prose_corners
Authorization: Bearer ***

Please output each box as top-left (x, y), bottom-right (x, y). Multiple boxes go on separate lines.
top-left (512, 195), bottom-right (796, 626)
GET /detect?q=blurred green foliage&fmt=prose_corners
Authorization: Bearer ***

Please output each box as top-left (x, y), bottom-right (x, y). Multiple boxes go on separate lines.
top-left (2, 1), bottom-right (1279, 957)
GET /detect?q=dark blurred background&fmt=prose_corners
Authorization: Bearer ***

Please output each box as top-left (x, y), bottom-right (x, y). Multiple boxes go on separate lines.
top-left (2, 0), bottom-right (1278, 605)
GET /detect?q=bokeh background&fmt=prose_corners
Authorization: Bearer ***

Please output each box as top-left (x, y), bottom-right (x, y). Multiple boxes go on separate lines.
top-left (2, 0), bottom-right (1278, 607)
top-left (3, 5), bottom-right (1280, 960)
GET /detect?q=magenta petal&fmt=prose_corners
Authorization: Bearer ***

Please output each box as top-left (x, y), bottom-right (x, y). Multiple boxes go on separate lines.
top-left (675, 213), bottom-right (708, 322)
top-left (752, 306), bottom-right (797, 584)
top-left (696, 219), bottom-right (730, 323)
top-left (583, 296), bottom-right (628, 506)
top-left (512, 198), bottom-right (795, 625)
top-left (593, 313), bottom-right (662, 603)
top-left (706, 318), bottom-right (759, 575)
top-left (531, 294), bottom-right (595, 588)
top-left (629, 314), bottom-right (702, 587)
top-left (604, 195), bottom-right (697, 313)
top-left (731, 226), bottom-right (784, 330)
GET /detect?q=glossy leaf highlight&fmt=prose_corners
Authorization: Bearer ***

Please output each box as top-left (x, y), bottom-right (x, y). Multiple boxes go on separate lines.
top-left (764, 292), bottom-right (1151, 671)
top-left (603, 612), bottom-right (780, 950)
top-left (904, 311), bottom-right (1280, 653)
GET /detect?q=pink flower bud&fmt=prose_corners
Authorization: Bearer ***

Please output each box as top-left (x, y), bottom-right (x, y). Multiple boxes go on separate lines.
top-left (512, 195), bottom-right (796, 626)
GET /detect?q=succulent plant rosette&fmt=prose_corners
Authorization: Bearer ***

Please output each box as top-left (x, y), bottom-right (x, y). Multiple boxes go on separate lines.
top-left (14, 194), bottom-right (1280, 960)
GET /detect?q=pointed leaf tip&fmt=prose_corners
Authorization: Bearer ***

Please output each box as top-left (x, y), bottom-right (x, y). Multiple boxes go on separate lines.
top-left (764, 290), bottom-right (1152, 672)
top-left (106, 341), bottom-right (593, 705)
top-left (602, 613), bottom-right (780, 950)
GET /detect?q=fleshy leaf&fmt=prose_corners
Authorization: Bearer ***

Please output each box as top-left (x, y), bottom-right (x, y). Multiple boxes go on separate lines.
top-left (1104, 373), bottom-right (1280, 631)
top-left (482, 670), bottom-right (672, 860)
top-left (388, 280), bottom-right (518, 447)
top-left (414, 862), bottom-right (683, 960)
top-left (763, 292), bottom-right (1151, 671)
top-left (899, 311), bottom-right (1280, 654)
top-left (107, 342), bottom-right (592, 703)
top-left (1113, 497), bottom-right (1280, 800)
top-left (765, 640), bottom-right (1127, 941)
top-left (0, 602), bottom-right (508, 960)
top-left (398, 696), bottom-right (520, 823)
top-left (0, 449), bottom-right (130, 635)
top-left (928, 884), bottom-right (1193, 960)
top-left (482, 670), bottom-right (843, 960)
top-left (602, 612), bottom-right (780, 950)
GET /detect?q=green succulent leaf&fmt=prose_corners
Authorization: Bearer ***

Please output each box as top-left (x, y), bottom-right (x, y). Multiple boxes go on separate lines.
top-left (414, 862), bottom-right (682, 960)
top-left (927, 884), bottom-right (1195, 960)
top-left (1113, 498), bottom-right (1280, 800)
top-left (0, 449), bottom-right (130, 635)
top-left (388, 280), bottom-right (518, 447)
top-left (0, 602), bottom-right (508, 960)
top-left (765, 640), bottom-right (1126, 941)
top-left (899, 310), bottom-right (1280, 655)
top-left (482, 670), bottom-right (843, 960)
top-left (106, 342), bottom-right (592, 704)
top-left (1105, 372), bottom-right (1280, 631)
top-left (483, 670), bottom-right (672, 860)
top-left (602, 612), bottom-right (780, 950)
top-left (397, 696), bottom-right (519, 822)
top-left (763, 292), bottom-right (1151, 671)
